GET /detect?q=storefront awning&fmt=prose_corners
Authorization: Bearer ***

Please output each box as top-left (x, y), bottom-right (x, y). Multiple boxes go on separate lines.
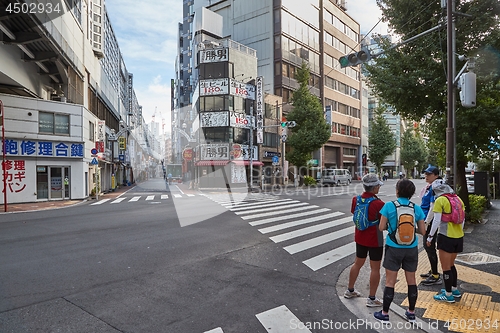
top-left (195, 160), bottom-right (230, 166)
top-left (231, 160), bottom-right (264, 166)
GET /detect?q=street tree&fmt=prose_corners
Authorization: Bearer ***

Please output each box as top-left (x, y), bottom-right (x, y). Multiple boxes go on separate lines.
top-left (366, 0), bottom-right (500, 205)
top-left (400, 128), bottom-right (428, 178)
top-left (368, 107), bottom-right (397, 174)
top-left (286, 62), bottom-right (331, 177)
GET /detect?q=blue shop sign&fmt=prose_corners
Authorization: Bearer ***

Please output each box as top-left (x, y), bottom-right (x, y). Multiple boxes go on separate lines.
top-left (2, 139), bottom-right (84, 158)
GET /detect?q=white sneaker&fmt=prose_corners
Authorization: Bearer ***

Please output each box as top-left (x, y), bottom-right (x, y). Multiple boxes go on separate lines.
top-left (366, 297), bottom-right (383, 307)
top-left (344, 289), bottom-right (361, 298)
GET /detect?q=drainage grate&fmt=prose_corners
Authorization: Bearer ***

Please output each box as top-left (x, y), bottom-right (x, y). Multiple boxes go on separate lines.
top-left (456, 252), bottom-right (500, 265)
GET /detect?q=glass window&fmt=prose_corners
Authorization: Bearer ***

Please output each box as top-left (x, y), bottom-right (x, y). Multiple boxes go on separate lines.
top-left (233, 128), bottom-right (248, 144)
top-left (203, 128), bottom-right (230, 142)
top-left (39, 112), bottom-right (69, 135)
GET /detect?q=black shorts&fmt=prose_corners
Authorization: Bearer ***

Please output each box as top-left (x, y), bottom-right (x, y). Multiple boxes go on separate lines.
top-left (437, 234), bottom-right (463, 253)
top-left (383, 246), bottom-right (419, 272)
top-left (356, 243), bottom-right (383, 261)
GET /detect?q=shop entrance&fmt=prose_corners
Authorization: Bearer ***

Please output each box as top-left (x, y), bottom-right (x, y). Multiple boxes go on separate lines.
top-left (37, 166), bottom-right (70, 200)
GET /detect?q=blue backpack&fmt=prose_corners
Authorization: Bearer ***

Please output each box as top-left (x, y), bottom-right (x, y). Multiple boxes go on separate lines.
top-left (353, 196), bottom-right (380, 230)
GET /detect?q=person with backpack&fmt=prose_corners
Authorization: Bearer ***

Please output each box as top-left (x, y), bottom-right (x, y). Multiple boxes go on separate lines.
top-left (420, 165), bottom-right (443, 286)
top-left (374, 179), bottom-right (426, 323)
top-left (344, 173), bottom-right (385, 307)
top-left (426, 180), bottom-right (465, 303)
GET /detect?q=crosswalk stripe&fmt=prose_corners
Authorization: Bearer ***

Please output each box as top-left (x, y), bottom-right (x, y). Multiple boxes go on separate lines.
top-left (161, 194), bottom-right (169, 199)
top-left (111, 198), bottom-right (126, 204)
top-left (90, 198), bottom-right (110, 205)
top-left (129, 196), bottom-right (141, 202)
top-left (255, 305), bottom-right (312, 333)
top-left (249, 208), bottom-right (332, 227)
top-left (204, 328), bottom-right (224, 333)
top-left (303, 242), bottom-right (357, 271)
top-left (187, 194), bottom-right (195, 197)
top-left (269, 216), bottom-right (353, 242)
top-left (258, 212), bottom-right (345, 234)
top-left (146, 195), bottom-right (154, 201)
top-left (283, 226), bottom-right (353, 254)
top-left (173, 194), bottom-right (182, 198)
top-left (227, 199), bottom-right (293, 210)
top-left (219, 198), bottom-right (277, 207)
top-left (234, 202), bottom-right (308, 215)
top-left (241, 205), bottom-right (320, 220)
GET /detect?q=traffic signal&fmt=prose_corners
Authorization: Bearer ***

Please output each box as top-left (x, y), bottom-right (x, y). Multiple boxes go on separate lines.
top-left (339, 48), bottom-right (371, 68)
top-left (281, 121), bottom-right (296, 128)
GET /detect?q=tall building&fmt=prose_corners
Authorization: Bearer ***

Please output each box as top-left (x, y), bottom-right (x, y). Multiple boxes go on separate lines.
top-left (174, 0), bottom-right (363, 179)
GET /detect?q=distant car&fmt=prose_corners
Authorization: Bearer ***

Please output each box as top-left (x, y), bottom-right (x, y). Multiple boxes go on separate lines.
top-left (318, 168), bottom-right (352, 186)
top-left (466, 174), bottom-right (474, 193)
top-left (420, 173), bottom-right (426, 179)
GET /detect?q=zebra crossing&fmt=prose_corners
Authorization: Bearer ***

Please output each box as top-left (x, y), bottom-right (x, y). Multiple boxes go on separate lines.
top-left (89, 193), bottom-right (196, 205)
top-left (204, 305), bottom-right (312, 333)
top-left (207, 194), bottom-right (356, 271)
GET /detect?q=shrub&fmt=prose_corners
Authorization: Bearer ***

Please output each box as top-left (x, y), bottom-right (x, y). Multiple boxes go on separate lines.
top-left (467, 194), bottom-right (487, 223)
top-left (303, 175), bottom-right (317, 186)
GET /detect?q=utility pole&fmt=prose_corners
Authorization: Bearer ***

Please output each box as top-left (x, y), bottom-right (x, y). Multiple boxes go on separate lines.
top-left (445, 0), bottom-right (456, 189)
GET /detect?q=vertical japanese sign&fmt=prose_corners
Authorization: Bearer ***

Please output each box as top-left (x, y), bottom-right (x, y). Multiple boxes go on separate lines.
top-left (256, 76), bottom-right (264, 144)
top-left (325, 105), bottom-right (332, 136)
top-left (97, 120), bottom-right (105, 142)
top-left (1, 99), bottom-right (6, 211)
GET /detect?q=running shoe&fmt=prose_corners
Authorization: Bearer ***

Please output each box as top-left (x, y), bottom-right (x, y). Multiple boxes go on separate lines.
top-left (441, 288), bottom-right (462, 298)
top-left (421, 274), bottom-right (442, 285)
top-left (434, 290), bottom-right (455, 303)
top-left (420, 270), bottom-right (432, 278)
top-left (374, 310), bottom-right (389, 321)
top-left (405, 310), bottom-right (416, 322)
top-left (366, 298), bottom-right (383, 307)
top-left (344, 289), bottom-right (361, 298)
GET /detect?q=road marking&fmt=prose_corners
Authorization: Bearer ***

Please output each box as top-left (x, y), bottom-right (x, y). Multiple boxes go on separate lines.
top-left (303, 242), bottom-right (356, 271)
top-left (186, 194), bottom-right (195, 197)
top-left (235, 202), bottom-right (308, 215)
top-left (161, 194), bottom-right (169, 199)
top-left (204, 328), bottom-right (224, 333)
top-left (90, 199), bottom-right (110, 205)
top-left (173, 194), bottom-right (182, 198)
top-left (145, 195), bottom-right (154, 201)
top-left (252, 210), bottom-right (340, 229)
top-left (241, 205), bottom-right (320, 220)
top-left (227, 199), bottom-right (293, 210)
top-left (110, 198), bottom-right (126, 204)
top-left (269, 216), bottom-right (352, 242)
top-left (255, 305), bottom-right (312, 333)
top-left (284, 226), bottom-right (353, 254)
top-left (129, 196), bottom-right (141, 202)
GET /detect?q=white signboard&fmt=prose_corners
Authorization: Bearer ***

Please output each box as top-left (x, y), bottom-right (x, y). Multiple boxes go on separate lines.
top-left (230, 112), bottom-right (255, 129)
top-left (233, 144), bottom-right (258, 161)
top-left (256, 76), bottom-right (264, 144)
top-left (200, 78), bottom-right (229, 96)
top-left (200, 112), bottom-right (228, 127)
top-left (230, 79), bottom-right (256, 100)
top-left (231, 164), bottom-right (247, 183)
top-left (200, 143), bottom-right (230, 160)
top-left (97, 120), bottom-right (105, 141)
top-left (200, 47), bottom-right (229, 63)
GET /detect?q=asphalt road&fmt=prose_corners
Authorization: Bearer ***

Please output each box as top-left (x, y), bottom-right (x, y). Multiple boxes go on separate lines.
top-left (0, 178), bottom-right (432, 332)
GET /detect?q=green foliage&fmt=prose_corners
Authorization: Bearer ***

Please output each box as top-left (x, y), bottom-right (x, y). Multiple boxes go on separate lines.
top-left (286, 62), bottom-right (331, 169)
top-left (467, 194), bottom-right (488, 223)
top-left (303, 175), bottom-right (317, 186)
top-left (367, 0), bottom-right (500, 165)
top-left (400, 128), bottom-right (428, 177)
top-left (368, 107), bottom-right (397, 172)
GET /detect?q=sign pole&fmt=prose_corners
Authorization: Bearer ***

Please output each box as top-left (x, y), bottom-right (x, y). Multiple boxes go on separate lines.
top-left (1, 100), bottom-right (7, 212)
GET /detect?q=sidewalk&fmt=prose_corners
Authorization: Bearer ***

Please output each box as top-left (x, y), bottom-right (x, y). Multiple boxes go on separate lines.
top-left (338, 199), bottom-right (500, 332)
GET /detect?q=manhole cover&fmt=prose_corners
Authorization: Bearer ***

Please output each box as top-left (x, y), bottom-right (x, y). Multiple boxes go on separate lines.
top-left (460, 282), bottom-right (492, 293)
top-left (455, 252), bottom-right (500, 265)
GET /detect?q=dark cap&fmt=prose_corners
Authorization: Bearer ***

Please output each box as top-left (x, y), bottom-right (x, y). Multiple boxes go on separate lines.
top-left (423, 165), bottom-right (439, 175)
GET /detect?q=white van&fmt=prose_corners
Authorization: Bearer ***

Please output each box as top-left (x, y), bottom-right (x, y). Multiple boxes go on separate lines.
top-left (319, 168), bottom-right (352, 186)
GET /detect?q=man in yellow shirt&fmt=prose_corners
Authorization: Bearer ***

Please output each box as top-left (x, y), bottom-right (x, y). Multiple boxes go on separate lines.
top-left (426, 180), bottom-right (465, 303)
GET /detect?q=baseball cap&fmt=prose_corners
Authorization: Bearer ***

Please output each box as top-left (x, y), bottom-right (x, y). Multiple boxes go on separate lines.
top-left (432, 179), bottom-right (454, 197)
top-left (423, 165), bottom-right (439, 175)
top-left (362, 173), bottom-right (383, 187)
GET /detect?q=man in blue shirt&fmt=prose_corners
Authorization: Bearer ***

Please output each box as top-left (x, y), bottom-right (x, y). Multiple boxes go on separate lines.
top-left (420, 165), bottom-right (443, 285)
top-left (374, 179), bottom-right (426, 323)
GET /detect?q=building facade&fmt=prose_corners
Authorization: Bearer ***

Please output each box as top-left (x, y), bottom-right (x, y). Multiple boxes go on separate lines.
top-left (0, 1), bottom-right (158, 204)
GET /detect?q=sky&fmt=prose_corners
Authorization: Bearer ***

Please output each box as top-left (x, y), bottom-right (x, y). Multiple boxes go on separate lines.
top-left (105, 0), bottom-right (390, 134)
